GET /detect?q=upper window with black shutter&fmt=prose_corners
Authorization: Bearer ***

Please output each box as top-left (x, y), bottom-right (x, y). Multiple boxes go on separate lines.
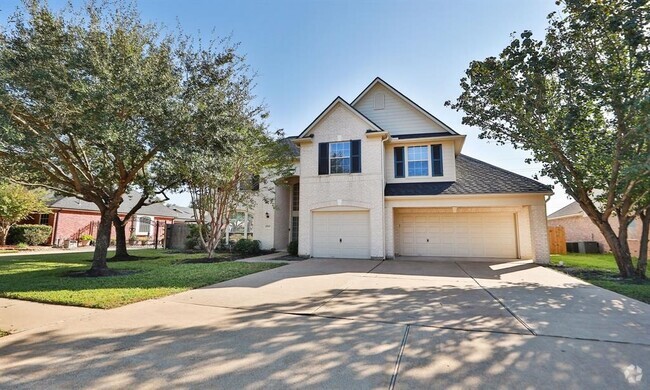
top-left (431, 144), bottom-right (443, 176)
top-left (318, 140), bottom-right (361, 175)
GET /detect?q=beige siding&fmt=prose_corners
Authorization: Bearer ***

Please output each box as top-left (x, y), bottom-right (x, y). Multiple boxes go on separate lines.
top-left (384, 140), bottom-right (457, 183)
top-left (353, 83), bottom-right (448, 136)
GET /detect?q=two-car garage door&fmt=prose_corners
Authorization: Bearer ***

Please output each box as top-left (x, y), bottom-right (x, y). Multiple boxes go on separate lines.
top-left (397, 211), bottom-right (518, 258)
top-left (312, 211), bottom-right (370, 259)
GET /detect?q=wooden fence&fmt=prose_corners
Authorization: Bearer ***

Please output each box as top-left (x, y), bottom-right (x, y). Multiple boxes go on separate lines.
top-left (548, 226), bottom-right (567, 255)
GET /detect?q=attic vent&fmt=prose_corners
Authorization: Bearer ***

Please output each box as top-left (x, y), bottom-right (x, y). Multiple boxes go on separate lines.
top-left (374, 93), bottom-right (385, 110)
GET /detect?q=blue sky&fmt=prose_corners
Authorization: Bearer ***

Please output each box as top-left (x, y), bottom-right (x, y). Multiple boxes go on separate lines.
top-left (0, 0), bottom-right (572, 212)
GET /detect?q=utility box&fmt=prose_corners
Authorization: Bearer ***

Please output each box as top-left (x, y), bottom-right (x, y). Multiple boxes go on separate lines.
top-left (566, 241), bottom-right (599, 254)
top-left (63, 239), bottom-right (78, 249)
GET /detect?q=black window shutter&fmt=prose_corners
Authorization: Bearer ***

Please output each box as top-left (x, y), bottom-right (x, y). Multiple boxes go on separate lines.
top-left (431, 144), bottom-right (443, 176)
top-left (318, 142), bottom-right (329, 175)
top-left (351, 140), bottom-right (361, 173)
top-left (394, 147), bottom-right (405, 178)
top-left (251, 174), bottom-right (260, 191)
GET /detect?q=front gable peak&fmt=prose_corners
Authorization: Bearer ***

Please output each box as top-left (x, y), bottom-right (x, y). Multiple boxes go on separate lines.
top-left (297, 97), bottom-right (383, 139)
top-left (351, 77), bottom-right (459, 136)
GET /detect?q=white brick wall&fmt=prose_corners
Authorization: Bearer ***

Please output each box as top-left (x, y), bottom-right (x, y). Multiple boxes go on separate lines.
top-left (298, 103), bottom-right (385, 258)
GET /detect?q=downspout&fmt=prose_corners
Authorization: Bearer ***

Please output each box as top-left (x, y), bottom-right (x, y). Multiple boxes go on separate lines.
top-left (381, 134), bottom-right (389, 259)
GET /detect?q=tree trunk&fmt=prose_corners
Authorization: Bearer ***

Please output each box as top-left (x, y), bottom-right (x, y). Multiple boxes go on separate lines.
top-left (595, 219), bottom-right (635, 278)
top-left (636, 210), bottom-right (649, 279)
top-left (88, 210), bottom-right (114, 276)
top-left (0, 225), bottom-right (8, 246)
top-left (112, 215), bottom-right (130, 259)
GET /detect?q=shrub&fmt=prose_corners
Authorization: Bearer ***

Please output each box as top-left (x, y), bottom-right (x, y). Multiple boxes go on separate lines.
top-left (7, 224), bottom-right (52, 246)
top-left (16, 242), bottom-right (28, 250)
top-left (287, 240), bottom-right (298, 256)
top-left (233, 238), bottom-right (261, 256)
top-left (79, 234), bottom-right (94, 241)
top-left (185, 225), bottom-right (207, 250)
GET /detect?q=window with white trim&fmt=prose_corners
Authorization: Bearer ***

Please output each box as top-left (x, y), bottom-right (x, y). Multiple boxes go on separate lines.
top-left (137, 216), bottom-right (152, 235)
top-left (329, 141), bottom-right (351, 174)
top-left (407, 146), bottom-right (429, 176)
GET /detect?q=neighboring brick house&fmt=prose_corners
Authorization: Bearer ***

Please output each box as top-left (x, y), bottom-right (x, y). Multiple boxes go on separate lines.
top-left (547, 201), bottom-right (649, 257)
top-left (26, 191), bottom-right (179, 247)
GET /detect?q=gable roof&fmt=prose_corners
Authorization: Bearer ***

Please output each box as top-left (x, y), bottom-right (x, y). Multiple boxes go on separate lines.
top-left (297, 97), bottom-right (384, 138)
top-left (351, 77), bottom-right (459, 135)
top-left (547, 201), bottom-right (584, 219)
top-left (385, 154), bottom-right (552, 196)
top-left (48, 191), bottom-right (181, 218)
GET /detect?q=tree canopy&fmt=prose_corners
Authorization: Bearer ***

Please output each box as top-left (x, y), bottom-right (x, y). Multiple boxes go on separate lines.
top-left (0, 182), bottom-right (49, 246)
top-left (447, 0), bottom-right (649, 277)
top-left (0, 0), bottom-right (250, 274)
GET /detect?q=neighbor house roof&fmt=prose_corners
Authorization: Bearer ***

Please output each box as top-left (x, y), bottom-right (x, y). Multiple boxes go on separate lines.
top-left (547, 201), bottom-right (584, 219)
top-left (351, 77), bottom-right (459, 135)
top-left (48, 191), bottom-right (180, 218)
top-left (297, 96), bottom-right (384, 138)
top-left (384, 155), bottom-right (552, 196)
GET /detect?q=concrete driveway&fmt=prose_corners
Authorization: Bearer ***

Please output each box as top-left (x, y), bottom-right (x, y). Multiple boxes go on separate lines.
top-left (0, 258), bottom-right (648, 389)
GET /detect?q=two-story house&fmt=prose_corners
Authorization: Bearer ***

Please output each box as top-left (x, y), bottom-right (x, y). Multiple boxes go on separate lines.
top-left (254, 78), bottom-right (552, 263)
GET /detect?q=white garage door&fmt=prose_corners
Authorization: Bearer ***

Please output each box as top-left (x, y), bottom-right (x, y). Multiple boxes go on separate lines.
top-left (398, 212), bottom-right (517, 258)
top-left (312, 211), bottom-right (370, 258)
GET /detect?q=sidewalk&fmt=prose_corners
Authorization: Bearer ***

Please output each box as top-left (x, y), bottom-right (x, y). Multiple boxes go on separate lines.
top-left (0, 298), bottom-right (99, 334)
top-left (235, 251), bottom-right (291, 263)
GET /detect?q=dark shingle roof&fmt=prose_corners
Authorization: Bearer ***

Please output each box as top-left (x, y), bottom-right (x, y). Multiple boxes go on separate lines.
top-left (385, 154), bottom-right (552, 196)
top-left (281, 136), bottom-right (300, 157)
top-left (393, 132), bottom-right (456, 139)
top-left (48, 191), bottom-right (181, 218)
top-left (547, 201), bottom-right (583, 219)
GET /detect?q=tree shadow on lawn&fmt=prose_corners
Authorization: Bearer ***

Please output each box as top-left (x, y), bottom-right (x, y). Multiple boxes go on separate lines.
top-left (0, 282), bottom-right (648, 389)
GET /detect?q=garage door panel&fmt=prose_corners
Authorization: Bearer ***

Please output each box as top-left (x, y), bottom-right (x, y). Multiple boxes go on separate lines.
top-left (312, 211), bottom-right (370, 259)
top-left (398, 211), bottom-right (517, 259)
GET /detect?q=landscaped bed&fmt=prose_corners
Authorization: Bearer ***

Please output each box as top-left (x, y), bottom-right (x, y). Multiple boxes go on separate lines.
top-left (549, 253), bottom-right (650, 304)
top-left (0, 249), bottom-right (285, 309)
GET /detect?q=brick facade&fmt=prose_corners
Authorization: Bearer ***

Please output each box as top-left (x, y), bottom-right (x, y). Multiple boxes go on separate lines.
top-left (25, 210), bottom-right (173, 247)
top-left (548, 215), bottom-right (648, 257)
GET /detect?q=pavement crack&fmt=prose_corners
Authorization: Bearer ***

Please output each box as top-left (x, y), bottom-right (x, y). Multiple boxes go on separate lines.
top-left (454, 262), bottom-right (537, 336)
top-left (389, 324), bottom-right (410, 390)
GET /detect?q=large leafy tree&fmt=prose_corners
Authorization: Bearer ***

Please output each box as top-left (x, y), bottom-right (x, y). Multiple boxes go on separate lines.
top-left (0, 182), bottom-right (49, 246)
top-left (0, 1), bottom-right (236, 274)
top-left (447, 0), bottom-right (649, 278)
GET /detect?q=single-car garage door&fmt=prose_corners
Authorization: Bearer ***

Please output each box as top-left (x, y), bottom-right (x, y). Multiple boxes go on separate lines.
top-left (398, 211), bottom-right (518, 258)
top-left (312, 211), bottom-right (370, 258)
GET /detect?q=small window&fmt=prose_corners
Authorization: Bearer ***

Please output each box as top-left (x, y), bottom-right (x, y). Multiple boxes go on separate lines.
top-left (374, 93), bottom-right (385, 110)
top-left (138, 216), bottom-right (152, 235)
top-left (291, 216), bottom-right (299, 242)
top-left (329, 142), bottom-right (351, 174)
top-left (39, 214), bottom-right (50, 225)
top-left (407, 146), bottom-right (429, 176)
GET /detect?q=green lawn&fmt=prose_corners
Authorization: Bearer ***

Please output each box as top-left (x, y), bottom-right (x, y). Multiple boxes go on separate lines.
top-left (0, 249), bottom-right (284, 309)
top-left (550, 253), bottom-right (650, 304)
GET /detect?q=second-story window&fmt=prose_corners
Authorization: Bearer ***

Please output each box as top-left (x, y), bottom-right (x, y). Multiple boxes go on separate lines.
top-left (329, 142), bottom-right (351, 174)
top-left (407, 146), bottom-right (429, 176)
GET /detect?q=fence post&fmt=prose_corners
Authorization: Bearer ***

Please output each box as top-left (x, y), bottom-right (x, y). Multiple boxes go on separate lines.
top-left (154, 221), bottom-right (159, 250)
